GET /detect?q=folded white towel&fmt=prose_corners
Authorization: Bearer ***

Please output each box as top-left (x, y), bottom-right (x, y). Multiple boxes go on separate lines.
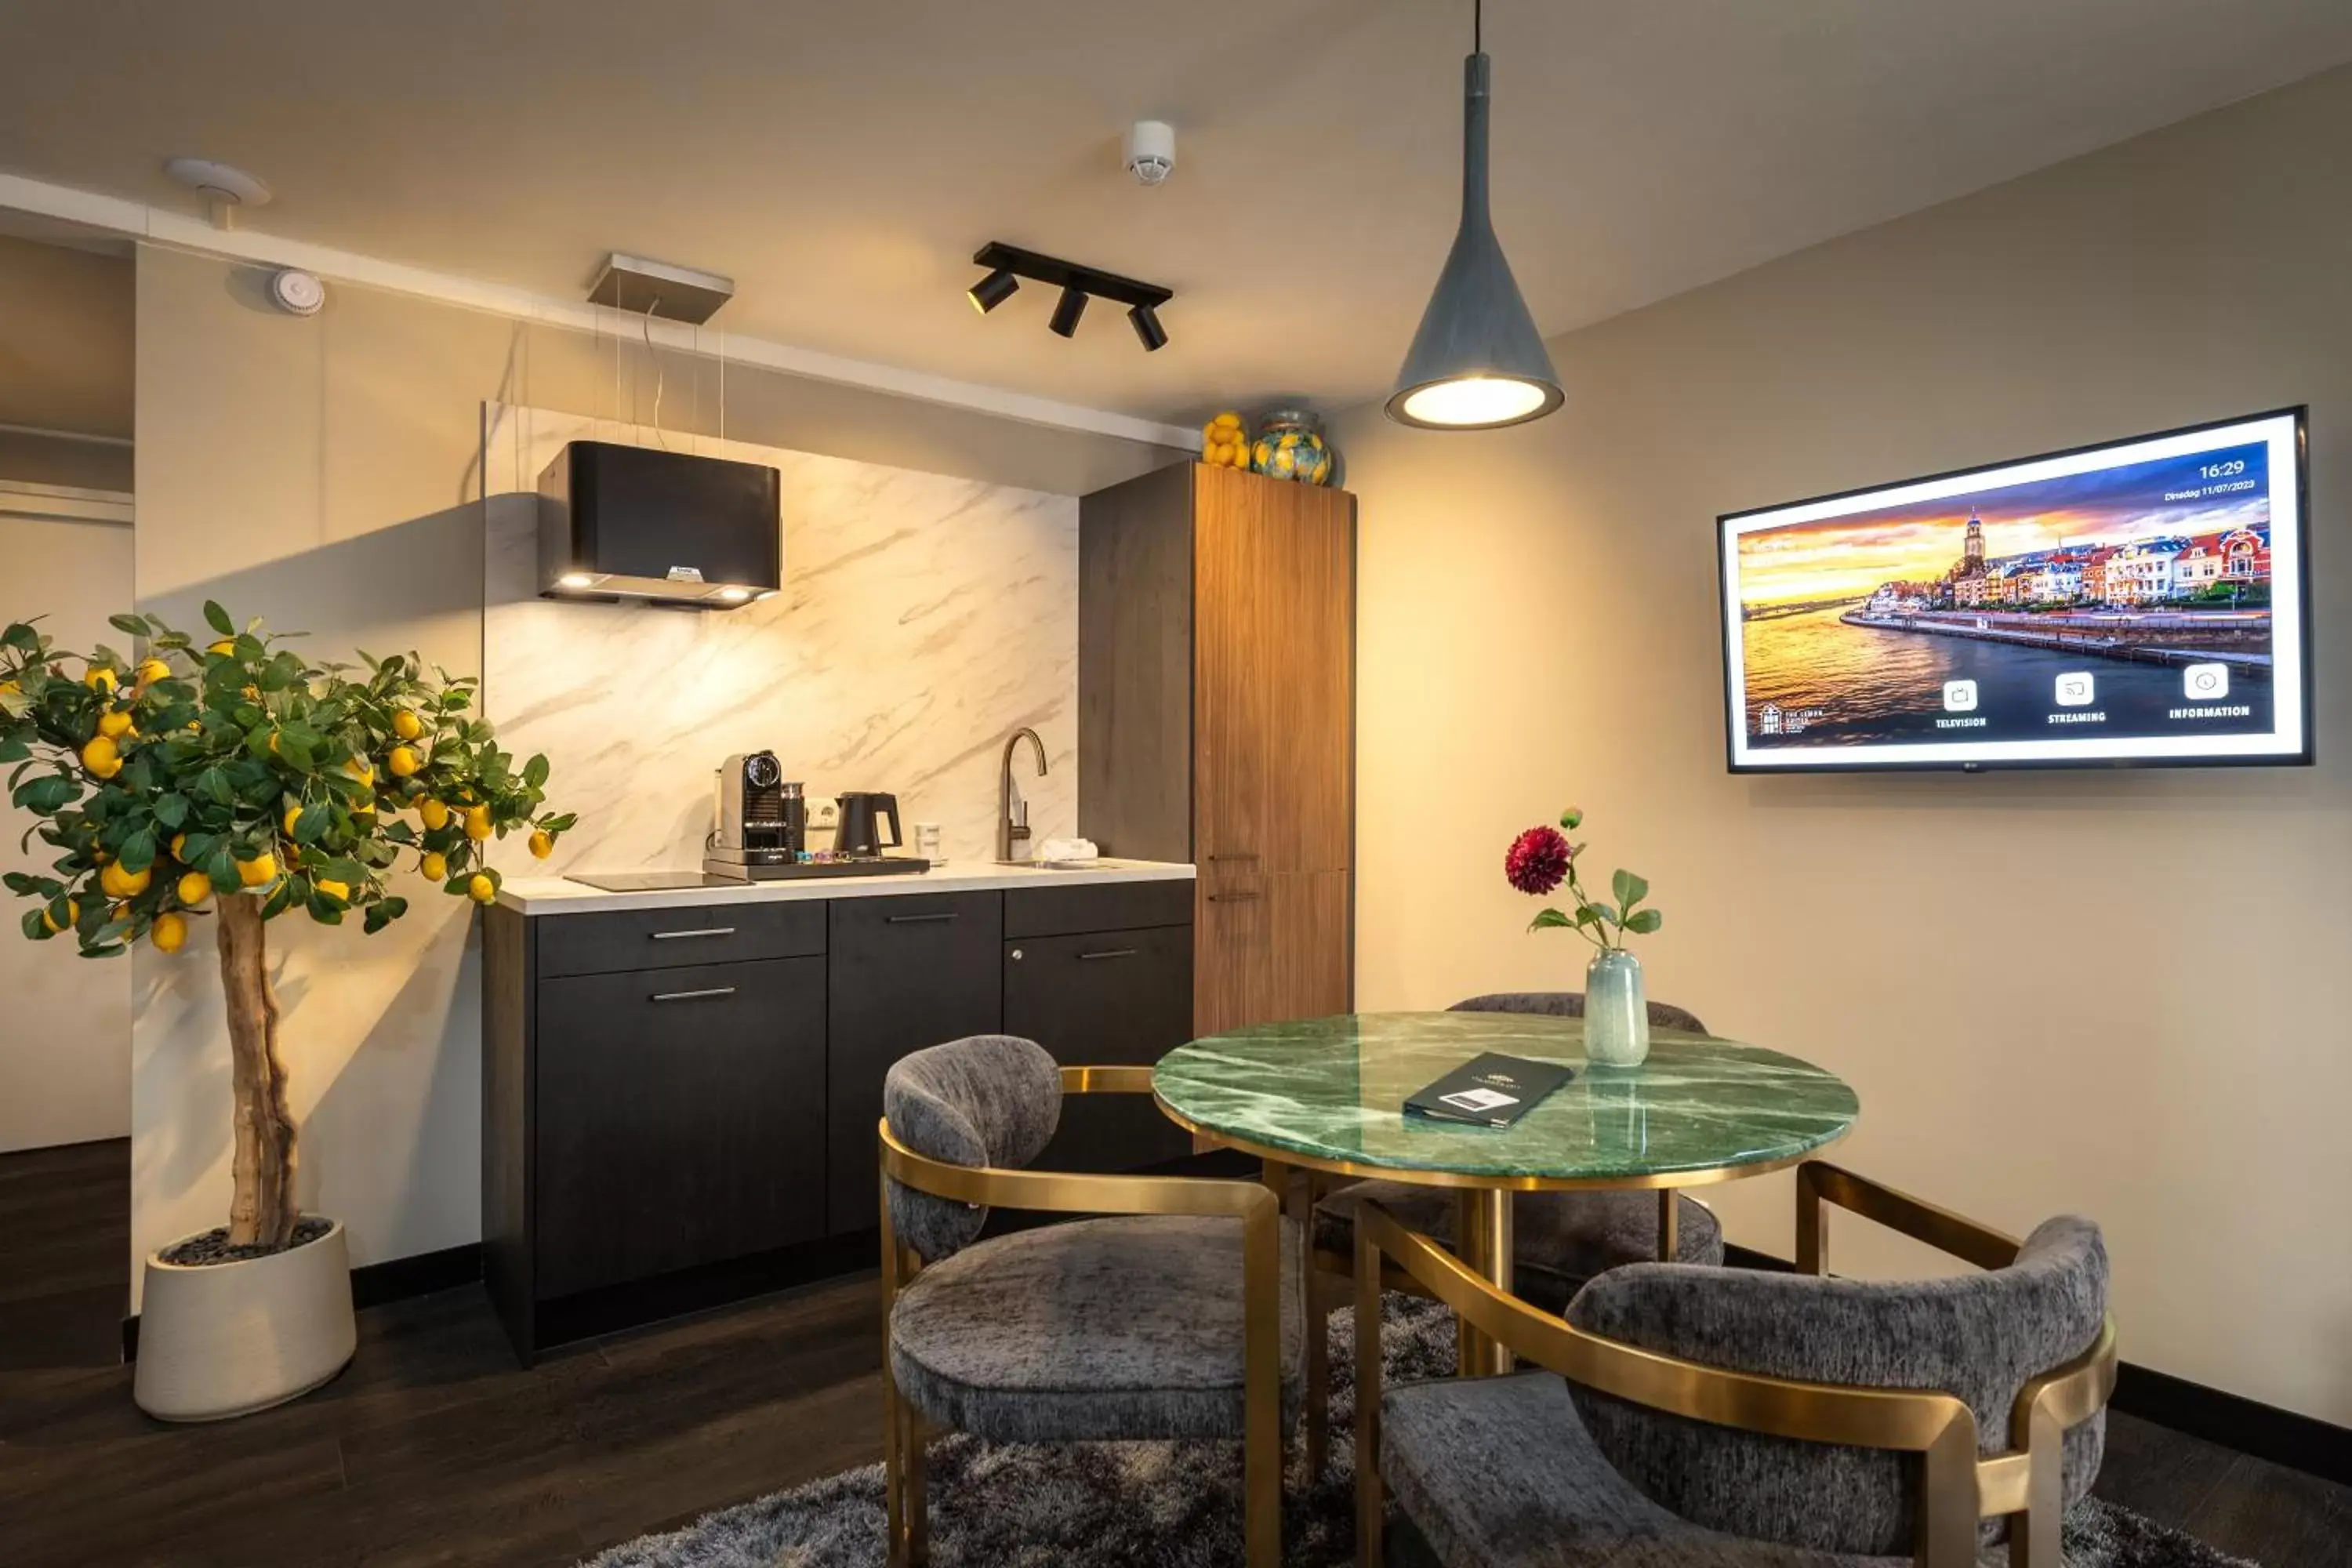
top-left (1036, 837), bottom-right (1100, 863)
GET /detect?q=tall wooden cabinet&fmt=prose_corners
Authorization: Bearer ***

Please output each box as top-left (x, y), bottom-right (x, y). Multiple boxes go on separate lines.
top-left (1080, 463), bottom-right (1354, 1034)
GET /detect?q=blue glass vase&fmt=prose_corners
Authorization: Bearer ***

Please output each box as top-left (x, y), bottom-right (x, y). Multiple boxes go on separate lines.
top-left (1584, 948), bottom-right (1650, 1067)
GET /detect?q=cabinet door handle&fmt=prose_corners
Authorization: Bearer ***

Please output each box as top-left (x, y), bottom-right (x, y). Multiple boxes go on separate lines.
top-left (885, 912), bottom-right (958, 924)
top-left (650, 986), bottom-right (738, 1003)
top-left (1207, 891), bottom-right (1261, 903)
top-left (650, 927), bottom-right (735, 941)
top-left (1207, 851), bottom-right (1258, 862)
top-left (1078, 947), bottom-right (1138, 961)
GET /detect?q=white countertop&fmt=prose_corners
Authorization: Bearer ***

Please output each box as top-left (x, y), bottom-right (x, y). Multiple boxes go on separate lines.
top-left (496, 858), bottom-right (1195, 916)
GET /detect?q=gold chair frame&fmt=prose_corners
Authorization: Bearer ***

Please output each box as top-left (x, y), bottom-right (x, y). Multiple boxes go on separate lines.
top-left (877, 1065), bottom-right (1287, 1568)
top-left (1353, 1160), bottom-right (2117, 1568)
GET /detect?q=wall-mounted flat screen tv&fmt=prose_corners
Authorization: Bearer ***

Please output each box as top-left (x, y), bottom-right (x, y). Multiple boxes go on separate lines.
top-left (1718, 408), bottom-right (2310, 772)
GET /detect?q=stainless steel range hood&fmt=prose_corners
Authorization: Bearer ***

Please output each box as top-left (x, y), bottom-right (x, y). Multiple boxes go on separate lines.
top-left (537, 441), bottom-right (782, 609)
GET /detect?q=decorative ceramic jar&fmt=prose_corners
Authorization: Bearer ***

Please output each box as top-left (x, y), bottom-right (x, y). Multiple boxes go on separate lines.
top-left (1584, 948), bottom-right (1650, 1067)
top-left (1250, 408), bottom-right (1335, 486)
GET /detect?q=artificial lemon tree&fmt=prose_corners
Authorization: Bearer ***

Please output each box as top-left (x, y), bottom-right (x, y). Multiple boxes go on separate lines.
top-left (0, 603), bottom-right (572, 1251)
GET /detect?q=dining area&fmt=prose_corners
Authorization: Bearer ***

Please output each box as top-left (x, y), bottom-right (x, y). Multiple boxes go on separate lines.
top-left (871, 993), bottom-right (2118, 1568)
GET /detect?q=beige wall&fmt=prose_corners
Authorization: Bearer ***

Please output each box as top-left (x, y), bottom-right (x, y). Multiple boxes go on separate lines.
top-left (129, 243), bottom-right (1177, 1305)
top-left (1338, 65), bottom-right (2352, 1423)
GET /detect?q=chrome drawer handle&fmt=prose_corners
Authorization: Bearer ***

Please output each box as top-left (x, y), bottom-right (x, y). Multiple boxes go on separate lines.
top-left (885, 912), bottom-right (958, 924)
top-left (1078, 948), bottom-right (1138, 960)
top-left (651, 927), bottom-right (735, 940)
top-left (651, 986), bottom-right (738, 1003)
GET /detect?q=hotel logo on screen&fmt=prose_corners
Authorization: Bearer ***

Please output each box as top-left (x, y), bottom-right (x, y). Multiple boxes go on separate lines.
top-left (1717, 409), bottom-right (2310, 771)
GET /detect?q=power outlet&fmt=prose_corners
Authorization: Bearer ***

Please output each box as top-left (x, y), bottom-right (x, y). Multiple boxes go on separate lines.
top-left (807, 797), bottom-right (840, 833)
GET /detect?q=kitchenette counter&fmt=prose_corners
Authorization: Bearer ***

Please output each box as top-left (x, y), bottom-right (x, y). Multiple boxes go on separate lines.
top-left (495, 857), bottom-right (1194, 916)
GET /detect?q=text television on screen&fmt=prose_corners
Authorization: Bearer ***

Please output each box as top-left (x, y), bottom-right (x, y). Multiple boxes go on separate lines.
top-left (1717, 408), bottom-right (2310, 773)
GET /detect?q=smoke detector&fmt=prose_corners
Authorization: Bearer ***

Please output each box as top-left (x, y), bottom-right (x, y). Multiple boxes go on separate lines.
top-left (1124, 121), bottom-right (1175, 186)
top-left (269, 269), bottom-right (326, 317)
top-left (164, 158), bottom-right (272, 230)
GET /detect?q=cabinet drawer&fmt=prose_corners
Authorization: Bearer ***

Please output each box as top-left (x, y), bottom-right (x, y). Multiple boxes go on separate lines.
top-left (533, 956), bottom-right (828, 1298)
top-left (826, 891), bottom-right (1004, 1233)
top-left (1005, 923), bottom-right (1194, 1172)
top-left (1004, 877), bottom-right (1193, 939)
top-left (536, 898), bottom-right (826, 978)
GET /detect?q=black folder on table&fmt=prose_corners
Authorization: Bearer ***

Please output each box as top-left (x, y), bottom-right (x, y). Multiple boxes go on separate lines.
top-left (1403, 1052), bottom-right (1573, 1128)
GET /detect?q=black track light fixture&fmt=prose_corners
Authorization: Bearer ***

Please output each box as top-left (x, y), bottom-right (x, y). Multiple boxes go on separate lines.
top-left (1128, 303), bottom-right (1168, 353)
top-left (966, 241), bottom-right (1174, 351)
top-left (967, 267), bottom-right (1019, 314)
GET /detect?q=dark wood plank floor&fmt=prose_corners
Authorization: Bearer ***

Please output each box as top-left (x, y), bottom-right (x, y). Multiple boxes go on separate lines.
top-left (2, 1140), bottom-right (2345, 1566)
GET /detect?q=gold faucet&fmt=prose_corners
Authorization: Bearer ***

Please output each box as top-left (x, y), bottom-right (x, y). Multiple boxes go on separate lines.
top-left (998, 727), bottom-right (1047, 862)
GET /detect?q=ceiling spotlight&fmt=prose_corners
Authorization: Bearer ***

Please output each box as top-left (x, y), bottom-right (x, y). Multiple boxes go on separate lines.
top-left (1128, 303), bottom-right (1168, 353)
top-left (965, 242), bottom-right (1172, 353)
top-left (968, 267), bottom-right (1020, 314)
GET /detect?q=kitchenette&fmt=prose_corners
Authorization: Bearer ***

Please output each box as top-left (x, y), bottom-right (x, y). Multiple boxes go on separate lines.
top-left (472, 408), bottom-right (1356, 1362)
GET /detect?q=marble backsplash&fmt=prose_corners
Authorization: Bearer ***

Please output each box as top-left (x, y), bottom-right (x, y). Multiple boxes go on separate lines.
top-left (481, 404), bottom-right (1076, 875)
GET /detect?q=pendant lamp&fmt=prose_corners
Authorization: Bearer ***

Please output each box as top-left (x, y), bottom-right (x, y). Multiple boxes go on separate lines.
top-left (1386, 1), bottom-right (1563, 430)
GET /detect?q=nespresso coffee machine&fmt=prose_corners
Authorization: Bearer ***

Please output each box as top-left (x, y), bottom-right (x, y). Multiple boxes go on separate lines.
top-left (707, 751), bottom-right (806, 872)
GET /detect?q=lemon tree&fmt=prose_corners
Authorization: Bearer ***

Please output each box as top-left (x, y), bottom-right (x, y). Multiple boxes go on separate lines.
top-left (0, 601), bottom-right (575, 1248)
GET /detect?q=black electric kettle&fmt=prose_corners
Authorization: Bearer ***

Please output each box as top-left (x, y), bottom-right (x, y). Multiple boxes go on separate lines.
top-left (834, 792), bottom-right (902, 856)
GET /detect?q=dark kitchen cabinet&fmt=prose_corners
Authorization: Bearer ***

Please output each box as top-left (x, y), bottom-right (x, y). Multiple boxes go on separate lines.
top-left (1005, 921), bottom-right (1193, 1172)
top-left (824, 891), bottom-right (1003, 1234)
top-left (483, 878), bottom-right (1193, 1364)
top-left (534, 955), bottom-right (827, 1298)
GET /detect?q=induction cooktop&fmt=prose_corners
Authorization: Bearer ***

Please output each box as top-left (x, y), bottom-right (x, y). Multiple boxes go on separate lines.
top-left (566, 871), bottom-right (735, 893)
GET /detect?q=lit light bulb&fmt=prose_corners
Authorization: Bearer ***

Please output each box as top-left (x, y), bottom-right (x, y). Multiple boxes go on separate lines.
top-left (557, 572), bottom-right (595, 590)
top-left (1397, 377), bottom-right (1552, 429)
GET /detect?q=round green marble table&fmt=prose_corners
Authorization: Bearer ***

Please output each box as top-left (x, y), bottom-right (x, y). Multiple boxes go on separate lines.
top-left (1153, 1011), bottom-right (1858, 1192)
top-left (1154, 1011), bottom-right (1860, 1377)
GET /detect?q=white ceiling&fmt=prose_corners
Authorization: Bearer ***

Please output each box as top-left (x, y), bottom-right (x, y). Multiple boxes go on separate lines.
top-left (4, 1), bottom-right (2350, 425)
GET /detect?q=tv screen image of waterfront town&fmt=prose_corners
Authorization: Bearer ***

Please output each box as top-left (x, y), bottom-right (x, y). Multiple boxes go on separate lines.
top-left (1723, 414), bottom-right (2305, 768)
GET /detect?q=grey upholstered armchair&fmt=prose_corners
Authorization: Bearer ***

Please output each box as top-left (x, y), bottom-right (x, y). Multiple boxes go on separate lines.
top-left (1301, 993), bottom-right (1727, 1472)
top-left (1354, 1161), bottom-right (2117, 1568)
top-left (877, 1035), bottom-right (1303, 1568)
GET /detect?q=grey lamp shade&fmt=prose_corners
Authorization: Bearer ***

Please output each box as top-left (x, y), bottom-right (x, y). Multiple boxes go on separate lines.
top-left (1386, 52), bottom-right (1563, 430)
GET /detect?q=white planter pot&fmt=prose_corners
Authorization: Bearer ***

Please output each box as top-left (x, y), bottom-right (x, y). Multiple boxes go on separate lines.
top-left (132, 1217), bottom-right (358, 1422)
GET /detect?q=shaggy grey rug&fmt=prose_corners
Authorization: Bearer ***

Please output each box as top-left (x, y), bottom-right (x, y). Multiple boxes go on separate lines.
top-left (583, 1297), bottom-right (2253, 1568)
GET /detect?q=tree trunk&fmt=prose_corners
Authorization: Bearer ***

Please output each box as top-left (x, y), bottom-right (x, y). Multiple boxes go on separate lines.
top-left (218, 893), bottom-right (299, 1248)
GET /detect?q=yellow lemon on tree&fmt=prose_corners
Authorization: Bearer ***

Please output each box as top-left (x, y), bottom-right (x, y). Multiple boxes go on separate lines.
top-left (178, 870), bottom-right (212, 906)
top-left (387, 745), bottom-right (421, 779)
top-left (133, 658), bottom-right (171, 688)
top-left (418, 798), bottom-right (450, 832)
top-left (99, 862), bottom-right (151, 899)
top-left (207, 638), bottom-right (237, 658)
top-left (169, 833), bottom-right (188, 862)
top-left (97, 710), bottom-right (135, 739)
top-left (528, 829), bottom-right (554, 860)
top-left (466, 873), bottom-right (496, 904)
top-left (420, 851), bottom-right (448, 883)
top-left (41, 898), bottom-right (78, 935)
top-left (85, 666), bottom-right (118, 693)
top-left (80, 735), bottom-right (122, 779)
top-left (282, 804), bottom-right (306, 838)
top-left (151, 912), bottom-right (188, 953)
top-left (465, 805), bottom-right (493, 841)
top-left (343, 756), bottom-right (376, 786)
top-left (316, 878), bottom-right (351, 903)
top-left (237, 851), bottom-right (278, 887)
top-left (392, 709), bottom-right (424, 742)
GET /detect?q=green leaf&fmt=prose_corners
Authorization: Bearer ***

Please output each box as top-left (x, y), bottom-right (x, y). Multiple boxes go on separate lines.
top-left (152, 793), bottom-right (190, 829)
top-left (1527, 907), bottom-right (1573, 931)
top-left (0, 733), bottom-right (27, 764)
top-left (318, 856), bottom-right (367, 884)
top-left (14, 774), bottom-right (81, 814)
top-left (197, 767), bottom-right (234, 806)
top-left (1622, 909), bottom-right (1663, 935)
top-left (1612, 869), bottom-right (1648, 911)
top-left (1585, 901), bottom-right (1621, 927)
top-left (522, 753), bottom-right (549, 789)
top-left (108, 613), bottom-right (151, 639)
top-left (262, 878), bottom-right (297, 919)
top-left (203, 601), bottom-right (234, 637)
top-left (293, 805), bottom-right (331, 846)
top-left (539, 812), bottom-right (577, 833)
top-left (206, 848), bottom-right (239, 889)
top-left (23, 907), bottom-right (53, 940)
top-left (2, 622), bottom-right (42, 653)
top-left (119, 828), bottom-right (158, 874)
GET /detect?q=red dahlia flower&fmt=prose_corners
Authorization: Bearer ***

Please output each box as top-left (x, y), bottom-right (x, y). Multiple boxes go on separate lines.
top-left (1504, 825), bottom-right (1573, 896)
